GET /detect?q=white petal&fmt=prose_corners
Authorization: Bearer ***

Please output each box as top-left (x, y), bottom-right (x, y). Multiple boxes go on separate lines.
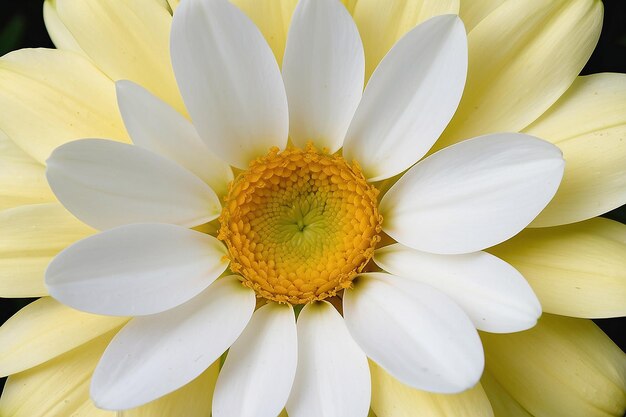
top-left (282, 0), bottom-right (364, 152)
top-left (286, 301), bottom-right (370, 417)
top-left (116, 80), bottom-right (233, 197)
top-left (381, 133), bottom-right (564, 254)
top-left (343, 273), bottom-right (484, 393)
top-left (213, 303), bottom-right (297, 417)
top-left (91, 276), bottom-right (255, 410)
top-left (46, 139), bottom-right (220, 230)
top-left (343, 15), bottom-right (467, 181)
top-left (374, 244), bottom-right (542, 333)
top-left (46, 223), bottom-right (229, 316)
top-left (170, 0), bottom-right (288, 168)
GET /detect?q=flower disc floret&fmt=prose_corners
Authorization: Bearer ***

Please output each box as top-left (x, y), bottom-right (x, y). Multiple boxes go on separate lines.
top-left (219, 145), bottom-right (383, 304)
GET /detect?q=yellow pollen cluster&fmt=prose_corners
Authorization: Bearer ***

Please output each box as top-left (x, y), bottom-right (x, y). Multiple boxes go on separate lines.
top-left (218, 145), bottom-right (383, 304)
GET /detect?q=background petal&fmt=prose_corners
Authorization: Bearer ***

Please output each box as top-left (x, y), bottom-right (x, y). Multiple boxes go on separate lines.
top-left (0, 203), bottom-right (94, 298)
top-left (0, 49), bottom-right (129, 163)
top-left (370, 361), bottom-right (494, 417)
top-left (352, 0), bottom-right (460, 80)
top-left (438, 0), bottom-right (603, 148)
top-left (381, 133), bottom-right (564, 254)
top-left (0, 297), bottom-right (126, 377)
top-left (481, 314), bottom-right (626, 417)
top-left (488, 218), bottom-right (626, 318)
top-left (524, 73), bottom-right (626, 227)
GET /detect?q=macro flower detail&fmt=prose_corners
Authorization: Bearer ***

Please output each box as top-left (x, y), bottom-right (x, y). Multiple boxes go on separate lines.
top-left (36, 0), bottom-right (568, 415)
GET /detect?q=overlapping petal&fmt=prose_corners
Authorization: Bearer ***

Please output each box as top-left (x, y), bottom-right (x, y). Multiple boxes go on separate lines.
top-left (343, 14), bottom-right (467, 181)
top-left (213, 303), bottom-right (297, 417)
top-left (282, 0), bottom-right (364, 152)
top-left (344, 273), bottom-right (484, 393)
top-left (47, 139), bottom-right (220, 230)
top-left (46, 223), bottom-right (228, 316)
top-left (0, 297), bottom-right (127, 377)
top-left (287, 302), bottom-right (370, 417)
top-left (116, 80), bottom-right (233, 197)
top-left (482, 314), bottom-right (626, 417)
top-left (91, 277), bottom-right (255, 410)
top-left (170, 0), bottom-right (288, 168)
top-left (0, 49), bottom-right (129, 163)
top-left (381, 133), bottom-right (564, 254)
top-left (374, 244), bottom-right (541, 332)
top-left (489, 218), bottom-right (626, 318)
top-left (0, 203), bottom-right (94, 298)
top-left (438, 0), bottom-right (603, 148)
top-left (370, 362), bottom-right (494, 417)
top-left (524, 73), bottom-right (626, 227)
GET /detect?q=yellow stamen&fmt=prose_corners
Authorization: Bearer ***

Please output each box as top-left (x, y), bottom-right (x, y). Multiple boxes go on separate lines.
top-left (219, 145), bottom-right (382, 304)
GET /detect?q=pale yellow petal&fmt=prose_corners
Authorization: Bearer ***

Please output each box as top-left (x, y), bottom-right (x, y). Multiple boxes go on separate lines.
top-left (370, 361), bottom-right (494, 417)
top-left (488, 218), bottom-right (626, 319)
top-left (0, 203), bottom-right (94, 297)
top-left (0, 48), bottom-right (129, 163)
top-left (481, 370), bottom-right (533, 417)
top-left (55, 0), bottom-right (185, 114)
top-left (353, 0), bottom-right (460, 80)
top-left (342, 0), bottom-right (358, 14)
top-left (458, 0), bottom-right (506, 32)
top-left (43, 0), bottom-right (85, 55)
top-left (230, 0), bottom-right (297, 66)
top-left (119, 362), bottom-right (219, 417)
top-left (0, 331), bottom-right (117, 417)
top-left (167, 0), bottom-right (179, 12)
top-left (0, 130), bottom-right (55, 210)
top-left (0, 297), bottom-right (127, 377)
top-left (523, 74), bottom-right (626, 227)
top-left (482, 314), bottom-right (626, 417)
top-left (437, 0), bottom-right (603, 149)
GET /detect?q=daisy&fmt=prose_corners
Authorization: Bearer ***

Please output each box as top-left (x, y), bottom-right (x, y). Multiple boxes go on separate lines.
top-left (41, 0), bottom-right (565, 415)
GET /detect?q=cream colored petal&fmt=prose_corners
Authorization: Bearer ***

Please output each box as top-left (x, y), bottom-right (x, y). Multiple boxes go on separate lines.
top-left (480, 370), bottom-right (533, 417)
top-left (352, 0), bottom-right (459, 80)
top-left (342, 0), bottom-right (358, 13)
top-left (0, 49), bottom-right (129, 163)
top-left (230, 0), bottom-right (297, 66)
top-left (0, 330), bottom-right (117, 417)
top-left (523, 74), bottom-right (626, 227)
top-left (458, 0), bottom-right (506, 32)
top-left (370, 361), bottom-right (494, 417)
top-left (118, 362), bottom-right (219, 417)
top-left (437, 0), bottom-right (603, 149)
top-left (488, 218), bottom-right (626, 319)
top-left (0, 130), bottom-right (54, 210)
top-left (167, 0), bottom-right (179, 12)
top-left (0, 203), bottom-right (94, 298)
top-left (0, 297), bottom-right (127, 377)
top-left (482, 314), bottom-right (626, 417)
top-left (43, 0), bottom-right (85, 55)
top-left (55, 0), bottom-right (185, 114)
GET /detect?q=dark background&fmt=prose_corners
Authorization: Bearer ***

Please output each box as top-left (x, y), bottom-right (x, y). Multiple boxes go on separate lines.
top-left (0, 0), bottom-right (624, 389)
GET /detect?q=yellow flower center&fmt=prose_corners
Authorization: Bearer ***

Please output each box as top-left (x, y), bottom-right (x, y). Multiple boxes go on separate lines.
top-left (219, 145), bottom-right (383, 305)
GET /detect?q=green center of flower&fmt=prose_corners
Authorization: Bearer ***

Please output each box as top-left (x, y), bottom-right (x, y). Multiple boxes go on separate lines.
top-left (218, 145), bottom-right (383, 304)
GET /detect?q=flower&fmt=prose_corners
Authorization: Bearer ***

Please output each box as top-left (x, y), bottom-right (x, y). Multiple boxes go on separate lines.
top-left (40, 0), bottom-right (565, 412)
top-left (3, 0), bottom-right (620, 412)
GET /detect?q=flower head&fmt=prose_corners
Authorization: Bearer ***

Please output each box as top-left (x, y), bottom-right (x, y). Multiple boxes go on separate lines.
top-left (40, 0), bottom-right (565, 414)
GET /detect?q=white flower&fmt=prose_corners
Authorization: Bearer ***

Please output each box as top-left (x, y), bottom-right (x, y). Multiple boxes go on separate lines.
top-left (43, 0), bottom-right (564, 415)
